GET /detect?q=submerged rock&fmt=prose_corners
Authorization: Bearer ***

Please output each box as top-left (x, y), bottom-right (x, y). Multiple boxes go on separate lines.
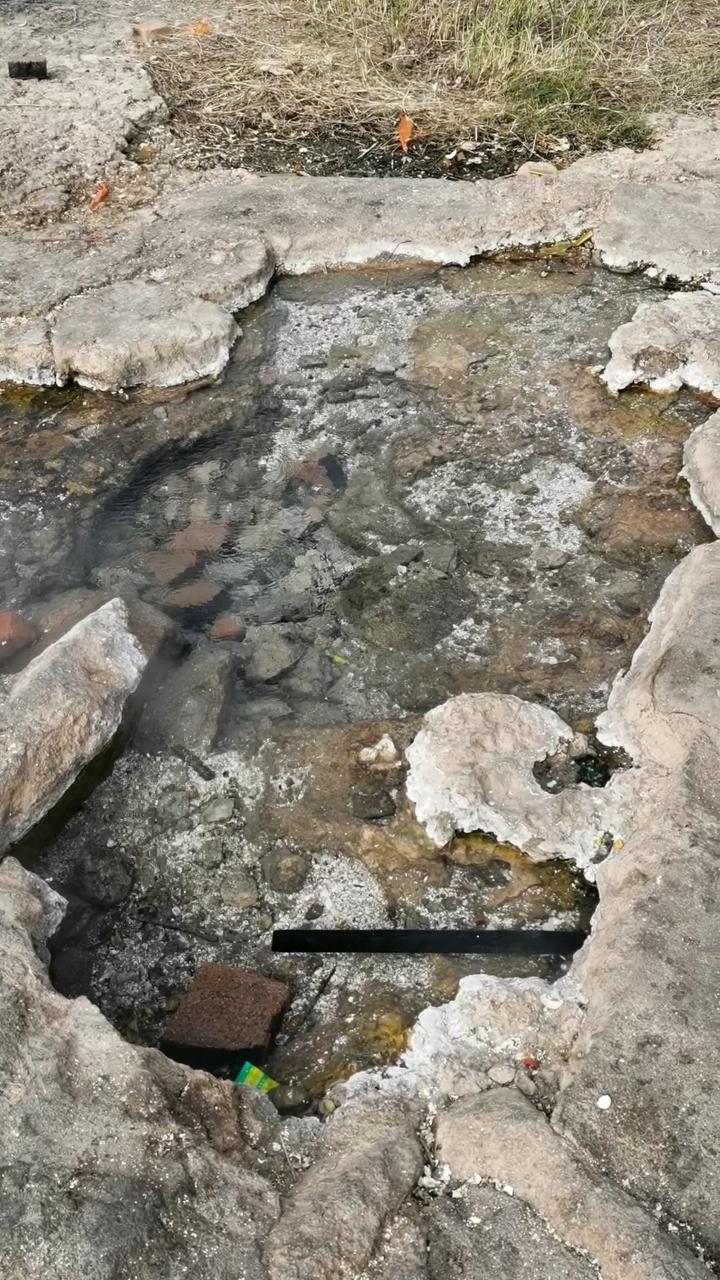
top-left (0, 599), bottom-right (175, 855)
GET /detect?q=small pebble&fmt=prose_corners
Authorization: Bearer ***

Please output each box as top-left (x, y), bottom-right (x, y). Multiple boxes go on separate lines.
top-left (201, 797), bottom-right (235, 824)
top-left (488, 1064), bottom-right (515, 1086)
top-left (320, 1098), bottom-right (336, 1114)
top-left (596, 1094), bottom-right (612, 1110)
top-left (514, 1070), bottom-right (537, 1098)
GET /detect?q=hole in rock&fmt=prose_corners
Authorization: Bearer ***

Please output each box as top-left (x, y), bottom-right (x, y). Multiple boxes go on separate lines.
top-left (6, 256), bottom-right (714, 1093)
top-left (533, 731), bottom-right (633, 794)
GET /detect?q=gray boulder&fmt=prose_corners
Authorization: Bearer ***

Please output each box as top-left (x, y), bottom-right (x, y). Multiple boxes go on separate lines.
top-left (0, 599), bottom-right (176, 854)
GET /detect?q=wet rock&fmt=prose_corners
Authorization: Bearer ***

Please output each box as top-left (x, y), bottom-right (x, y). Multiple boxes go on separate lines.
top-left (74, 842), bottom-right (134, 908)
top-left (202, 798), bottom-right (235, 824)
top-left (51, 281), bottom-right (240, 392)
top-left (0, 610), bottom-right (37, 663)
top-left (49, 944), bottom-right (97, 999)
top-left (0, 600), bottom-right (162, 854)
top-left (261, 849), bottom-right (310, 894)
top-left (533, 547), bottom-right (569, 571)
top-left (350, 788), bottom-right (397, 820)
top-left (160, 961), bottom-right (290, 1075)
top-left (136, 646), bottom-right (237, 755)
top-left (422, 541), bottom-right (458, 574)
top-left (160, 580), bottom-right (224, 614)
top-left (245, 626), bottom-right (301, 683)
top-left (305, 902), bottom-right (324, 920)
top-left (602, 291), bottom-right (720, 397)
top-left (0, 859), bottom-right (281, 1279)
top-left (210, 614), bottom-right (247, 642)
top-left (31, 589), bottom-right (109, 643)
top-left (436, 1090), bottom-right (706, 1280)
top-left (145, 548), bottom-right (197, 585)
top-left (266, 1096), bottom-right (422, 1280)
top-left (219, 868), bottom-right (259, 910)
top-left (168, 521), bottom-right (230, 555)
top-left (269, 1084), bottom-right (312, 1116)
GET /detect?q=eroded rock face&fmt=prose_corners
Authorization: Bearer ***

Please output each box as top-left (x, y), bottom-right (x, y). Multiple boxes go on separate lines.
top-left (682, 408), bottom-right (720, 534)
top-left (436, 1089), bottom-right (707, 1280)
top-left (552, 542), bottom-right (720, 1249)
top-left (265, 1095), bottom-right (422, 1280)
top-left (0, 598), bottom-right (175, 853)
top-left (404, 692), bottom-right (618, 869)
top-left (602, 291), bottom-right (720, 396)
top-left (0, 857), bottom-right (281, 1280)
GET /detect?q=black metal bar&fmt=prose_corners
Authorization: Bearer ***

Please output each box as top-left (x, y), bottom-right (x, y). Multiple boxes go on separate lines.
top-left (272, 928), bottom-right (587, 955)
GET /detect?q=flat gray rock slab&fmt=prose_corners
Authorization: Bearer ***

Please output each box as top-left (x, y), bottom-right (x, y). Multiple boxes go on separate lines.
top-left (51, 280), bottom-right (240, 390)
top-left (436, 1089), bottom-right (707, 1280)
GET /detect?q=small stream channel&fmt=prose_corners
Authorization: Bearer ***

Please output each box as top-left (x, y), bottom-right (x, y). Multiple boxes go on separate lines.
top-left (6, 254), bottom-right (712, 1096)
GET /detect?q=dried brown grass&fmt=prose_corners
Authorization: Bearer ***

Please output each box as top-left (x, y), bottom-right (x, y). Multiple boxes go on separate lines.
top-left (147, 0), bottom-right (719, 160)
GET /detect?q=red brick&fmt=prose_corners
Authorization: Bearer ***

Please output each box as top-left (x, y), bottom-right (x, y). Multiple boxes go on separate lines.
top-left (160, 962), bottom-right (290, 1074)
top-left (0, 611), bottom-right (37, 663)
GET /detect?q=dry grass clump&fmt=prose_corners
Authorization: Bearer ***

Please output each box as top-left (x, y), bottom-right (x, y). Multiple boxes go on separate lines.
top-left (148, 0), bottom-right (719, 159)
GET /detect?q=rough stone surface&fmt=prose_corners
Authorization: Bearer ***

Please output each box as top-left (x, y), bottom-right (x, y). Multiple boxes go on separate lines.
top-left (265, 1095), bottom-right (423, 1280)
top-left (0, 857), bottom-right (282, 1280)
top-left (0, 7), bottom-right (166, 223)
top-left (51, 281), bottom-right (240, 391)
top-left (0, 600), bottom-right (151, 854)
top-left (405, 692), bottom-right (617, 868)
top-left (261, 848), bottom-right (311, 893)
top-left (602, 291), bottom-right (720, 396)
top-left (552, 541), bottom-right (720, 1251)
top-left (2, 113), bottom-right (719, 388)
top-left (136, 644), bottom-right (237, 755)
top-left (681, 408), bottom-right (720, 534)
top-left (424, 1183), bottom-right (600, 1280)
top-left (0, 316), bottom-right (54, 384)
top-left (436, 1089), bottom-right (707, 1280)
